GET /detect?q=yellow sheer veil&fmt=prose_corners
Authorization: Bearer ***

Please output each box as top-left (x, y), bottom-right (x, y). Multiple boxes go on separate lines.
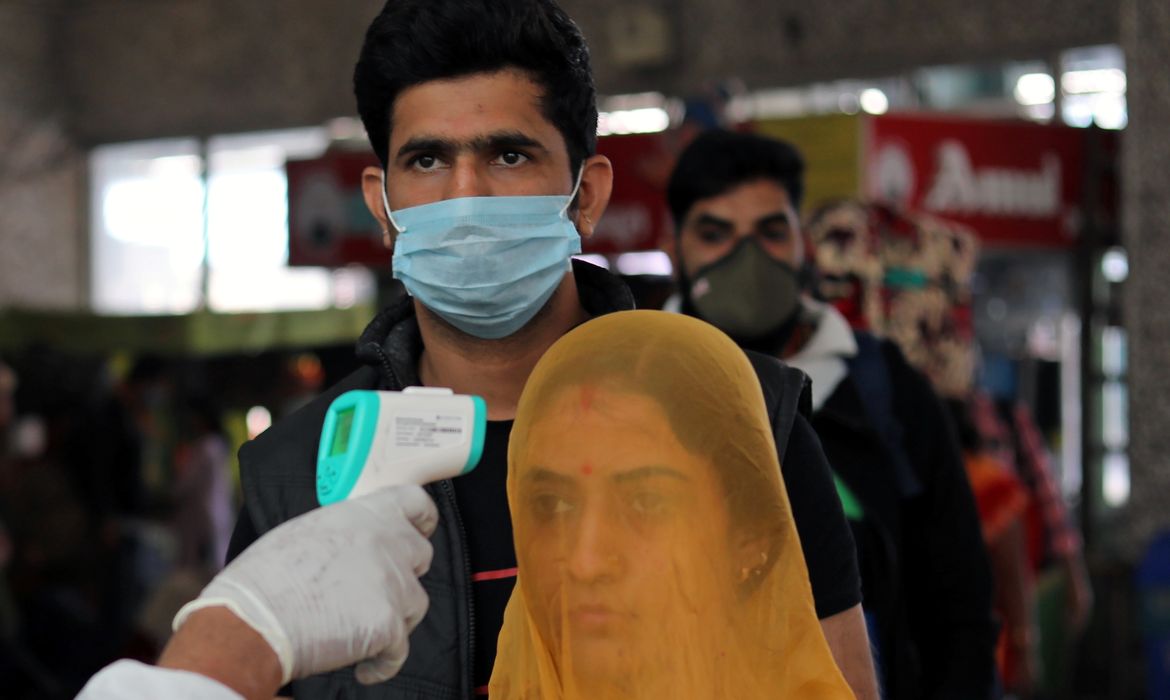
top-left (491, 310), bottom-right (853, 699)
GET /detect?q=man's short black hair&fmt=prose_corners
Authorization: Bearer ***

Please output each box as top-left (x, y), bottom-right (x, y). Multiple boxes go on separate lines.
top-left (354, 0), bottom-right (597, 176)
top-left (667, 130), bottom-right (806, 230)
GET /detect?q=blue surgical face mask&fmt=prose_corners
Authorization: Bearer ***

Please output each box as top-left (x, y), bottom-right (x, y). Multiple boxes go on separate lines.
top-left (381, 171), bottom-right (583, 340)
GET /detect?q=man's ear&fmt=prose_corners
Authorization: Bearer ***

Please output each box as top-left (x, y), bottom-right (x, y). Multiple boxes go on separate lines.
top-left (572, 154), bottom-right (613, 239)
top-left (659, 230), bottom-right (679, 280)
top-left (360, 165), bottom-right (394, 250)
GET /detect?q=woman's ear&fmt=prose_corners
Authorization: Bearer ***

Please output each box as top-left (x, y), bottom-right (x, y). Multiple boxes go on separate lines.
top-left (572, 154), bottom-right (613, 239)
top-left (733, 531), bottom-right (772, 585)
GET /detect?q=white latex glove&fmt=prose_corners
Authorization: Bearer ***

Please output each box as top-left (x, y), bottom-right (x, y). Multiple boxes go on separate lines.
top-left (173, 485), bottom-right (438, 686)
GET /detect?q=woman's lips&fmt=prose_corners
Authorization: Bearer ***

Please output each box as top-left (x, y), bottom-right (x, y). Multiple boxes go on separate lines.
top-left (569, 604), bottom-right (627, 632)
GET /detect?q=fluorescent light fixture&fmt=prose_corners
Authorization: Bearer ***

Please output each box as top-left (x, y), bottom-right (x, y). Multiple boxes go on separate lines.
top-left (597, 107), bottom-right (671, 136)
top-left (1101, 247), bottom-right (1129, 283)
top-left (1102, 451), bottom-right (1130, 508)
top-left (615, 251), bottom-right (673, 276)
top-left (1062, 68), bottom-right (1126, 95)
top-left (246, 406), bottom-right (273, 439)
top-left (859, 88), bottom-right (889, 115)
top-left (1014, 73), bottom-right (1055, 106)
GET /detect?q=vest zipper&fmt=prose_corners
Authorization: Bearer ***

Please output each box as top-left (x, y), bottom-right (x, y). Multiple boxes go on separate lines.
top-left (440, 477), bottom-right (476, 698)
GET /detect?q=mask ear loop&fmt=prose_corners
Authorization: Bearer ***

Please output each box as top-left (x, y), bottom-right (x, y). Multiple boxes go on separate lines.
top-left (558, 166), bottom-right (586, 219)
top-left (381, 170), bottom-right (405, 234)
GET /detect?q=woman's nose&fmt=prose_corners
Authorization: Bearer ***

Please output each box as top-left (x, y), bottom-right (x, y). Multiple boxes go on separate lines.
top-left (566, 504), bottom-right (622, 584)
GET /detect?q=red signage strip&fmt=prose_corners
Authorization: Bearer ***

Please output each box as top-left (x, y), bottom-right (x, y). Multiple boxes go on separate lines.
top-left (863, 113), bottom-right (1116, 248)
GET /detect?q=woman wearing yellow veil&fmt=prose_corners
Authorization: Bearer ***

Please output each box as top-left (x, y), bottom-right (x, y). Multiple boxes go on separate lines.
top-left (491, 310), bottom-right (854, 699)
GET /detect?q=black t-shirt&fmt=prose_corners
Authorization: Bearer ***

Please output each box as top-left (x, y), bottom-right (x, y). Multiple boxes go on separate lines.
top-left (451, 420), bottom-right (516, 696)
top-left (453, 413), bottom-right (861, 694)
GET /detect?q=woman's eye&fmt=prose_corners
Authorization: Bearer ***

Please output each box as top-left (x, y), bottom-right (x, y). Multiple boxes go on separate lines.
top-left (630, 491), bottom-right (669, 516)
top-left (494, 151), bottom-right (529, 167)
top-left (531, 493), bottom-right (574, 519)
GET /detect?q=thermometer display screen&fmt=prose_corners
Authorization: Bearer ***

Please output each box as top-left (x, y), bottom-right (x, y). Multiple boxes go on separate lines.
top-left (330, 407), bottom-right (355, 456)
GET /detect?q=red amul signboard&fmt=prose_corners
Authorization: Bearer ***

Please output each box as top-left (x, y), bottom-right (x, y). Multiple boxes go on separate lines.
top-left (287, 135), bottom-right (675, 267)
top-left (587, 132), bottom-right (676, 254)
top-left (287, 150), bottom-right (385, 268)
top-left (863, 113), bottom-right (1110, 248)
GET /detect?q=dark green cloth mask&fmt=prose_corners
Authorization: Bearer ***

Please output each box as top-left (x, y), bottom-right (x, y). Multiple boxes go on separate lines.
top-left (688, 237), bottom-right (802, 340)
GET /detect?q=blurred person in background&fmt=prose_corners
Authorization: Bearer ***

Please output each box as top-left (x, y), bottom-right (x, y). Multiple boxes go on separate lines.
top-left (0, 357), bottom-right (108, 697)
top-left (665, 129), bottom-right (996, 699)
top-left (117, 393), bottom-right (239, 660)
top-left (948, 400), bottom-right (1037, 698)
top-left (814, 203), bottom-right (1039, 696)
top-left (812, 202), bottom-right (1038, 695)
top-left (63, 356), bottom-right (174, 664)
top-left (808, 199), bottom-right (1093, 699)
top-left (226, 0), bottom-right (877, 697)
top-left (78, 484), bottom-right (438, 699)
top-left (970, 386), bottom-right (1093, 697)
top-left (171, 395), bottom-right (234, 573)
top-left (0, 360), bottom-right (14, 455)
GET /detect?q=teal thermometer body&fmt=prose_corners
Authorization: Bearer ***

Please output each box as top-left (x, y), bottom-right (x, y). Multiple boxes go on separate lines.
top-left (317, 387), bottom-right (487, 505)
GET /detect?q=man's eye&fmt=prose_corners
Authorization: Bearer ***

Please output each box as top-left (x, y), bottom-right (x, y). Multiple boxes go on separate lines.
top-left (697, 229), bottom-right (729, 244)
top-left (758, 226), bottom-right (790, 242)
top-left (494, 151), bottom-right (529, 167)
top-left (410, 155), bottom-right (441, 171)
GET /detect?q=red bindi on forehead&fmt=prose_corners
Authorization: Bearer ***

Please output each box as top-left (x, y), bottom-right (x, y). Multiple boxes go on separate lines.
top-left (580, 463), bottom-right (593, 477)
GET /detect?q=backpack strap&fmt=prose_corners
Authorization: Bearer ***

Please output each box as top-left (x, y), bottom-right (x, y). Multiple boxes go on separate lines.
top-left (845, 332), bottom-right (923, 498)
top-left (743, 350), bottom-right (811, 463)
top-left (745, 350), bottom-right (867, 520)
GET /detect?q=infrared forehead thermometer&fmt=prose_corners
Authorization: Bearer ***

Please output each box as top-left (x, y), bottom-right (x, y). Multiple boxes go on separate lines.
top-left (317, 387), bottom-right (487, 505)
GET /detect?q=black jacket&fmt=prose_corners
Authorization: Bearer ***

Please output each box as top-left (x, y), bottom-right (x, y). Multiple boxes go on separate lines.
top-left (815, 336), bottom-right (996, 700)
top-left (226, 260), bottom-right (859, 698)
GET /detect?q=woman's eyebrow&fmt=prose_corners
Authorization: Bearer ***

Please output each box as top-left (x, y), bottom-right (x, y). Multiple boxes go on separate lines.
top-left (613, 465), bottom-right (689, 484)
top-left (523, 467), bottom-right (575, 485)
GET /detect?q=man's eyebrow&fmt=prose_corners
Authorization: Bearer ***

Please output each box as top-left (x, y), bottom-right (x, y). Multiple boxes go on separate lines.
top-left (755, 212), bottom-right (794, 228)
top-left (613, 465), bottom-right (689, 484)
top-left (692, 213), bottom-right (734, 230)
top-left (395, 131), bottom-right (549, 161)
top-left (395, 136), bottom-right (457, 160)
top-left (470, 131), bottom-right (549, 155)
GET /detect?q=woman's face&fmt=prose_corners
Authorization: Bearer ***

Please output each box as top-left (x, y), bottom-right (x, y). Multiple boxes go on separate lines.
top-left (514, 385), bottom-right (736, 683)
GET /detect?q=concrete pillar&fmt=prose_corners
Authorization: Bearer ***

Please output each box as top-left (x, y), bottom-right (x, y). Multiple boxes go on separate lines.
top-left (1119, 0), bottom-right (1170, 559)
top-left (0, 1), bottom-right (85, 310)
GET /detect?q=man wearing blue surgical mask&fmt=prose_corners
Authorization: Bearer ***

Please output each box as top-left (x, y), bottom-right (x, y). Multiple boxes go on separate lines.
top-left (225, 2), bottom-right (876, 698)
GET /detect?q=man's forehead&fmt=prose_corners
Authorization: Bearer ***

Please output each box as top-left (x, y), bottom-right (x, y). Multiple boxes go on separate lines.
top-left (688, 180), bottom-right (796, 222)
top-left (388, 69), bottom-right (551, 140)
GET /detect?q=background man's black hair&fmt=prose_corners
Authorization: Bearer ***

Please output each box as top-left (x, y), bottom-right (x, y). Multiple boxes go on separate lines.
top-left (667, 129), bottom-right (806, 230)
top-left (354, 0), bottom-right (597, 177)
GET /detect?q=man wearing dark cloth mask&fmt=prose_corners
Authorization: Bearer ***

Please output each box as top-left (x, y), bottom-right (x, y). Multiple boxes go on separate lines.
top-left (665, 129), bottom-right (997, 700)
top-left (226, 2), bottom-right (876, 698)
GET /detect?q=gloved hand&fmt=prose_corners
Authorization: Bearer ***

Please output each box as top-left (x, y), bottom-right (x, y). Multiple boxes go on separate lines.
top-left (173, 485), bottom-right (438, 686)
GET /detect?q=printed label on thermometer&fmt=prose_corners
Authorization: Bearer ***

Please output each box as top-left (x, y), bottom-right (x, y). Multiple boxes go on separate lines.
top-left (392, 412), bottom-right (468, 449)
